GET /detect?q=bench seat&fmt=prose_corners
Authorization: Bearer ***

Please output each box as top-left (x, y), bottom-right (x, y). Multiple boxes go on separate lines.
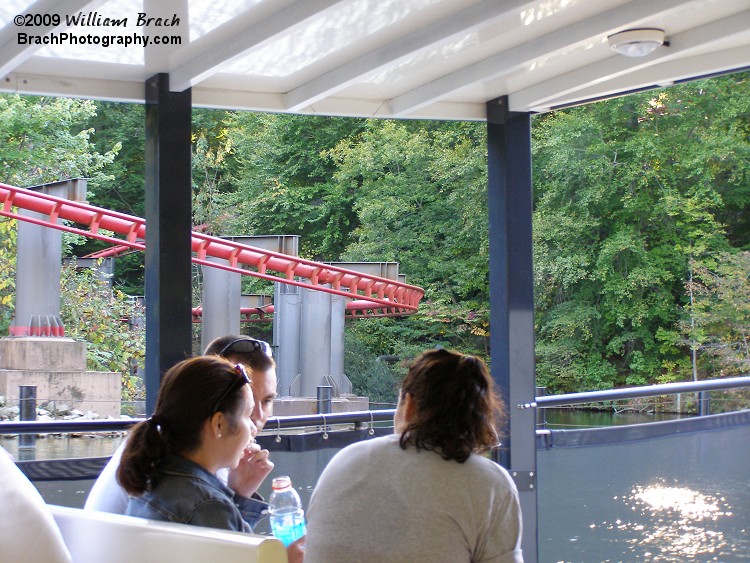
top-left (49, 504), bottom-right (287, 563)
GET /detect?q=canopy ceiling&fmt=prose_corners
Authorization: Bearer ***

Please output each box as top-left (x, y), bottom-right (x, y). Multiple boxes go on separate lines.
top-left (1, 0), bottom-right (749, 120)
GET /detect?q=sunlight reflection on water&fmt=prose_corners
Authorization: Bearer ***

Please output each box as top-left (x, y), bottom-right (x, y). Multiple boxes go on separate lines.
top-left (595, 482), bottom-right (737, 561)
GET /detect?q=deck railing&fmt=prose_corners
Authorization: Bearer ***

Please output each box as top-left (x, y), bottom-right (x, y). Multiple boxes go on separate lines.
top-left (1, 374), bottom-right (749, 436)
top-left (520, 374), bottom-right (750, 409)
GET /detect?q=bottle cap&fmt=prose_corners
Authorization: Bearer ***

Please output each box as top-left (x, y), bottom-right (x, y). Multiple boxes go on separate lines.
top-left (272, 475), bottom-right (292, 491)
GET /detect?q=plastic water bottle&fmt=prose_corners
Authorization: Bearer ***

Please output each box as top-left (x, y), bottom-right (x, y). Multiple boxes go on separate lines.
top-left (268, 475), bottom-right (306, 546)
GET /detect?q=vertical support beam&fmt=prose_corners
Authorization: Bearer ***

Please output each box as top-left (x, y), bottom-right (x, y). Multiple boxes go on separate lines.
top-left (274, 283), bottom-right (302, 396)
top-left (486, 96), bottom-right (538, 561)
top-left (299, 287), bottom-right (332, 397)
top-left (14, 214), bottom-right (64, 336)
top-left (12, 179), bottom-right (87, 337)
top-left (330, 293), bottom-right (346, 385)
top-left (144, 73), bottom-right (193, 414)
top-left (201, 258), bottom-right (241, 351)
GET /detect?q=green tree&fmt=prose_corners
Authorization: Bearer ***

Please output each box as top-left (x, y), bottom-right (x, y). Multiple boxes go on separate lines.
top-left (83, 101), bottom-right (143, 215)
top-left (192, 129), bottom-right (234, 233)
top-left (0, 93), bottom-right (121, 334)
top-left (685, 251), bottom-right (750, 377)
top-left (0, 217), bottom-right (16, 335)
top-left (343, 332), bottom-right (403, 405)
top-left (226, 114), bottom-right (493, 385)
top-left (83, 105), bottom-right (240, 295)
top-left (333, 120), bottom-right (488, 304)
top-left (0, 94), bottom-right (118, 188)
top-left (59, 261), bottom-right (146, 407)
top-left (226, 112), bottom-right (366, 260)
top-left (330, 119), bottom-right (490, 359)
top-left (533, 73), bottom-right (748, 393)
top-left (78, 101), bottom-right (146, 295)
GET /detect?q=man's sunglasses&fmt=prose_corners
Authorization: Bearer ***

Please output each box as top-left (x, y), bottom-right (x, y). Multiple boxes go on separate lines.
top-left (212, 363), bottom-right (252, 413)
top-left (218, 337), bottom-right (273, 358)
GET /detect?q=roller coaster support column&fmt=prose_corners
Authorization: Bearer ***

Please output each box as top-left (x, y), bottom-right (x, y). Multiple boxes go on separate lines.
top-left (322, 262), bottom-right (400, 395)
top-left (299, 287), bottom-right (332, 397)
top-left (200, 235), bottom-right (300, 375)
top-left (229, 236), bottom-right (301, 394)
top-left (201, 255), bottom-right (242, 350)
top-left (144, 73), bottom-right (192, 414)
top-left (487, 96), bottom-right (537, 561)
top-left (11, 179), bottom-right (87, 337)
top-left (330, 293), bottom-right (346, 388)
top-left (274, 283), bottom-right (301, 396)
top-left (200, 235), bottom-right (305, 396)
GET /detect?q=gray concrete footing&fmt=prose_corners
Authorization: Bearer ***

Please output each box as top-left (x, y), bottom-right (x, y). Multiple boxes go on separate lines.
top-left (272, 395), bottom-right (369, 417)
top-left (0, 337), bottom-right (121, 417)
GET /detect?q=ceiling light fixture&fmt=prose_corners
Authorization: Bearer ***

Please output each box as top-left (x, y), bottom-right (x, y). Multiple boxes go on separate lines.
top-left (608, 28), bottom-right (666, 58)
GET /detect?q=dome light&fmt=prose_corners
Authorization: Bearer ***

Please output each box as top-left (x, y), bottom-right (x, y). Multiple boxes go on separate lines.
top-left (608, 28), bottom-right (666, 57)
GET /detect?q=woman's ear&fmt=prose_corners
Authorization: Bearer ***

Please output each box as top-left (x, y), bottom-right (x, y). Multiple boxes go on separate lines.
top-left (402, 392), bottom-right (416, 422)
top-left (208, 411), bottom-right (225, 439)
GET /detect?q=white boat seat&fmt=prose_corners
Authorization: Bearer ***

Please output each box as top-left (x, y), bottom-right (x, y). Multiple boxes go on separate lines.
top-left (49, 504), bottom-right (287, 563)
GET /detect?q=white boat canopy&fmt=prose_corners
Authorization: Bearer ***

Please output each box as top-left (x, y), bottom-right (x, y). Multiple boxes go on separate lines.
top-left (1, 0), bottom-right (749, 119)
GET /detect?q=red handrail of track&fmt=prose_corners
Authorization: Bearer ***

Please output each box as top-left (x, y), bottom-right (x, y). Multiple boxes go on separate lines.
top-left (0, 183), bottom-right (424, 318)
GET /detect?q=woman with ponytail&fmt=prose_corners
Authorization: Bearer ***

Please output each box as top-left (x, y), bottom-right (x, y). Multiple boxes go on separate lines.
top-left (117, 356), bottom-right (261, 532)
top-left (86, 335), bottom-right (276, 519)
top-left (305, 348), bottom-right (524, 562)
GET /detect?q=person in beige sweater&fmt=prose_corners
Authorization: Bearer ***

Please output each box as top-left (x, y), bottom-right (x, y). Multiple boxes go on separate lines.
top-left (304, 348), bottom-right (523, 563)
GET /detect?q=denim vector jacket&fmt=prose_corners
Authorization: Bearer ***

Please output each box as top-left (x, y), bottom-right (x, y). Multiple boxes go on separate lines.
top-left (126, 452), bottom-right (268, 532)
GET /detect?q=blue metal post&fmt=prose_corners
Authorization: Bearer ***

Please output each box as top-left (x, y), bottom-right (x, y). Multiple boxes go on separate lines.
top-left (487, 96), bottom-right (538, 561)
top-left (19, 385), bottom-right (37, 450)
top-left (144, 73), bottom-right (193, 414)
top-left (317, 386), bottom-right (332, 415)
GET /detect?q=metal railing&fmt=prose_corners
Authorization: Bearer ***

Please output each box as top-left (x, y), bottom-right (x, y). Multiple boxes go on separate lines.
top-left (1, 375), bottom-right (748, 436)
top-left (0, 409), bottom-right (398, 435)
top-left (519, 375), bottom-right (750, 409)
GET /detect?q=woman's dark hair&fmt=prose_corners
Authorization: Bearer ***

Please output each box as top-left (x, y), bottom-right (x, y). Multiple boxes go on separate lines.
top-left (117, 356), bottom-right (250, 495)
top-left (204, 334), bottom-right (275, 374)
top-left (398, 348), bottom-right (505, 463)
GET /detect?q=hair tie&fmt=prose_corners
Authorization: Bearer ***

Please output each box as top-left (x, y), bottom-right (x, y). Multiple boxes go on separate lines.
top-left (148, 415), bottom-right (163, 430)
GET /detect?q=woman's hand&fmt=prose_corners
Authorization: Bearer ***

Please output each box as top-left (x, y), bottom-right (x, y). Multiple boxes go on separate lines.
top-left (228, 443), bottom-right (274, 498)
top-left (286, 536), bottom-right (306, 563)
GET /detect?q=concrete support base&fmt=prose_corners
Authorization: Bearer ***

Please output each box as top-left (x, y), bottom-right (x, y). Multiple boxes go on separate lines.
top-left (0, 337), bottom-right (121, 417)
top-left (272, 395), bottom-right (369, 417)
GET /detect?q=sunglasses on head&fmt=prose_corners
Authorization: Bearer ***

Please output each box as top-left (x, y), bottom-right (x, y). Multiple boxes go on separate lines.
top-left (218, 337), bottom-right (273, 358)
top-left (211, 363), bottom-right (252, 413)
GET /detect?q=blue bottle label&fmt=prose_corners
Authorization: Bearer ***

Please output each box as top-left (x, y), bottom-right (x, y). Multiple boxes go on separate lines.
top-left (270, 512), bottom-right (306, 547)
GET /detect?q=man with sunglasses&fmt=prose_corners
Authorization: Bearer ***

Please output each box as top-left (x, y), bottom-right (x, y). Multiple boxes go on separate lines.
top-left (84, 335), bottom-right (278, 530)
top-left (203, 335), bottom-right (278, 508)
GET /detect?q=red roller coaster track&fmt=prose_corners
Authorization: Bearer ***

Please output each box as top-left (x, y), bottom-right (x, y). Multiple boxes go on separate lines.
top-left (0, 183), bottom-right (424, 319)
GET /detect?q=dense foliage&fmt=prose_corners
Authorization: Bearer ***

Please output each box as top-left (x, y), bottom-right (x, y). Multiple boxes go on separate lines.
top-left (0, 71), bottom-right (748, 405)
top-left (59, 262), bottom-right (146, 408)
top-left (532, 76), bottom-right (749, 392)
top-left (0, 218), bottom-right (15, 333)
top-left (0, 94), bottom-right (119, 336)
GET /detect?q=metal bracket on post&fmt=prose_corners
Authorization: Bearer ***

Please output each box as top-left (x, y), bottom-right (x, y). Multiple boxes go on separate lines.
top-left (289, 374), bottom-right (301, 398)
top-left (322, 375), bottom-right (340, 398)
top-left (510, 470), bottom-right (536, 492)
